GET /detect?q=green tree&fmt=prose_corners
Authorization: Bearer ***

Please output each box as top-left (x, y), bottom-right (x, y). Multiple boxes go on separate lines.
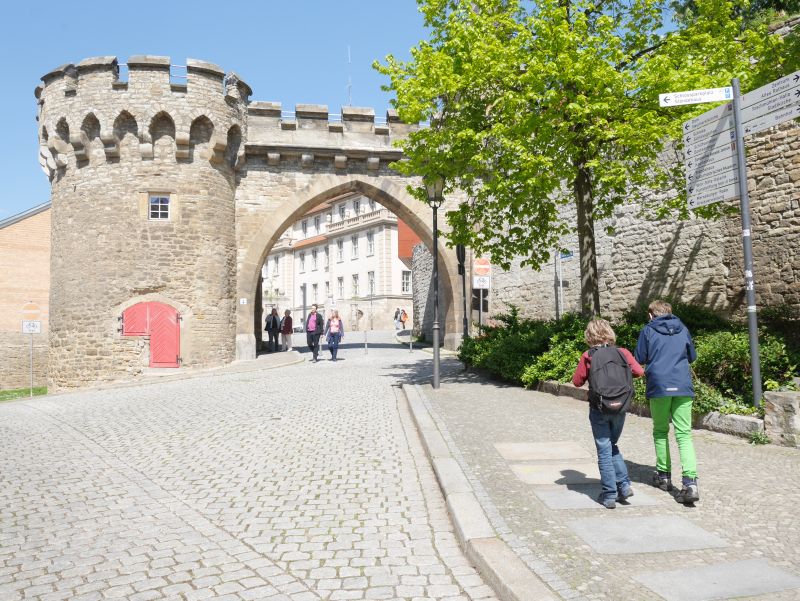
top-left (375, 0), bottom-right (788, 316)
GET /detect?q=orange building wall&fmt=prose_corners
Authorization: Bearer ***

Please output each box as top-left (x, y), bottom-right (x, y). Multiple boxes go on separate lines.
top-left (0, 207), bottom-right (50, 389)
top-left (397, 219), bottom-right (422, 261)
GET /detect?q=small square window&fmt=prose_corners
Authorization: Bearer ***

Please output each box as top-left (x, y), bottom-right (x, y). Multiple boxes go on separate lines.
top-left (149, 196), bottom-right (169, 220)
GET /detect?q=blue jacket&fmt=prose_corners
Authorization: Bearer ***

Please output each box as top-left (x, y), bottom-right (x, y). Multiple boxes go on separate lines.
top-left (634, 315), bottom-right (697, 399)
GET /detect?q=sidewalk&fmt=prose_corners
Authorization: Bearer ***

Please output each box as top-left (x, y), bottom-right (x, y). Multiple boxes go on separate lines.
top-left (410, 361), bottom-right (800, 601)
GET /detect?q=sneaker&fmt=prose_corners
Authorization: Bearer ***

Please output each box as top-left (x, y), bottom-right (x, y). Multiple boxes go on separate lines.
top-left (675, 479), bottom-right (700, 504)
top-left (652, 471), bottom-right (672, 491)
top-left (597, 495), bottom-right (616, 509)
top-left (617, 484), bottom-right (634, 502)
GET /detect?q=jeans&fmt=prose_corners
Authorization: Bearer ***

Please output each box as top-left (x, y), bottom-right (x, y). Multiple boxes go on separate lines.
top-left (307, 334), bottom-right (321, 360)
top-left (649, 396), bottom-right (697, 479)
top-left (589, 407), bottom-right (631, 501)
top-left (267, 330), bottom-right (279, 351)
top-left (327, 334), bottom-right (341, 359)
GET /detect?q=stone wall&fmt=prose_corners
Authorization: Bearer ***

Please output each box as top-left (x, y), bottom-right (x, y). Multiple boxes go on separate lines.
top-left (38, 56), bottom-right (248, 389)
top-left (0, 206), bottom-right (50, 389)
top-left (493, 120), bottom-right (800, 321)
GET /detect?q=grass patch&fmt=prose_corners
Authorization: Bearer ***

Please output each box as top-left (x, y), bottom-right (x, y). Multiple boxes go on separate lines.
top-left (0, 386), bottom-right (48, 402)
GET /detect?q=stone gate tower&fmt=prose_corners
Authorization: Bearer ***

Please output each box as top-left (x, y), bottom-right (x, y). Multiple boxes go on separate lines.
top-left (37, 56), bottom-right (250, 388)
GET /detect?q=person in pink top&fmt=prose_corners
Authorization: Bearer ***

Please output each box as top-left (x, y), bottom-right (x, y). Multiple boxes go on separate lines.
top-left (572, 319), bottom-right (644, 509)
top-left (305, 304), bottom-right (324, 362)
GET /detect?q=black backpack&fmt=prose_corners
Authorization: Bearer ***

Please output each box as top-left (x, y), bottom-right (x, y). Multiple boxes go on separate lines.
top-left (588, 345), bottom-right (633, 414)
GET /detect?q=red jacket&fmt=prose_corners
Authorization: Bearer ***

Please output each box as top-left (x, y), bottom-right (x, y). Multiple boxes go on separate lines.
top-left (572, 346), bottom-right (644, 388)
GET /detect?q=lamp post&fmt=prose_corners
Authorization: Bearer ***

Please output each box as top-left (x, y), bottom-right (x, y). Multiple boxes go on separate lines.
top-left (456, 244), bottom-right (468, 339)
top-left (425, 175), bottom-right (444, 389)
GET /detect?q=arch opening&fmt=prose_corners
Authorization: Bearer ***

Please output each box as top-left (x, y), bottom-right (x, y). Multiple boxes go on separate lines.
top-left (236, 176), bottom-right (462, 361)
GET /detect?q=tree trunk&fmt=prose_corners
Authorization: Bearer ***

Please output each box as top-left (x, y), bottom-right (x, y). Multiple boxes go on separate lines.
top-left (574, 162), bottom-right (601, 317)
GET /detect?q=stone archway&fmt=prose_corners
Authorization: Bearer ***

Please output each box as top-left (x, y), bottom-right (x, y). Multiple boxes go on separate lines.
top-left (235, 174), bottom-right (463, 360)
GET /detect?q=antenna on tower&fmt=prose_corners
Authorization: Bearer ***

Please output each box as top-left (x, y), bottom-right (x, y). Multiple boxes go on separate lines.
top-left (346, 45), bottom-right (352, 106)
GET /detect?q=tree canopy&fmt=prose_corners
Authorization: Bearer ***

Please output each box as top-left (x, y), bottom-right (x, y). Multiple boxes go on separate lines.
top-left (376, 0), bottom-right (792, 315)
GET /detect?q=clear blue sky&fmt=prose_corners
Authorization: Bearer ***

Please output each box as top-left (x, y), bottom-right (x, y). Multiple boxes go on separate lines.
top-left (0, 0), bottom-right (427, 219)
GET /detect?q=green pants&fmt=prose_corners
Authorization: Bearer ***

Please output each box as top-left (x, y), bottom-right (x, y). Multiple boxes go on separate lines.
top-left (649, 396), bottom-right (697, 479)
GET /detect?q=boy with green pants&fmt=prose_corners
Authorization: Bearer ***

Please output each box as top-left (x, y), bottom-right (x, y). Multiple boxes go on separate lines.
top-left (634, 300), bottom-right (699, 504)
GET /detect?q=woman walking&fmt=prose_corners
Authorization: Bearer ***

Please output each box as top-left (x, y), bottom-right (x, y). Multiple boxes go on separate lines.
top-left (280, 309), bottom-right (293, 351)
top-left (325, 309), bottom-right (345, 361)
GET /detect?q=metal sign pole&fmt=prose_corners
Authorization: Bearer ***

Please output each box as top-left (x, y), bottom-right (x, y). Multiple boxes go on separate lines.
top-left (29, 333), bottom-right (33, 398)
top-left (732, 78), bottom-right (763, 407)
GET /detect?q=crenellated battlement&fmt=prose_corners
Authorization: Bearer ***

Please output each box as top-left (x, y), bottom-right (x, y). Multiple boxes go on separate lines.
top-left (36, 56), bottom-right (250, 180)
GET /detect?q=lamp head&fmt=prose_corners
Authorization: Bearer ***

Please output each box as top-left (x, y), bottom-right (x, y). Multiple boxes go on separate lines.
top-left (424, 175), bottom-right (445, 208)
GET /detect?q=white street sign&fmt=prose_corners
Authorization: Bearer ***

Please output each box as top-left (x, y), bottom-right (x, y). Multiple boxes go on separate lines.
top-left (741, 86), bottom-right (800, 123)
top-left (473, 275), bottom-right (491, 290)
top-left (743, 102), bottom-right (800, 137)
top-left (741, 70), bottom-right (800, 108)
top-left (688, 182), bottom-right (739, 209)
top-left (682, 101), bottom-right (733, 134)
top-left (660, 86), bottom-right (733, 107)
top-left (682, 114), bottom-right (734, 146)
top-left (687, 169), bottom-right (739, 195)
top-left (22, 320), bottom-right (42, 334)
top-left (685, 138), bottom-right (736, 171)
top-left (684, 128), bottom-right (735, 157)
top-left (685, 153), bottom-right (737, 184)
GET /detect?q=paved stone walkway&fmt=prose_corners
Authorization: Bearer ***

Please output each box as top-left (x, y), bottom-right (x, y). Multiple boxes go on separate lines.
top-left (420, 362), bottom-right (800, 600)
top-left (0, 334), bottom-right (497, 601)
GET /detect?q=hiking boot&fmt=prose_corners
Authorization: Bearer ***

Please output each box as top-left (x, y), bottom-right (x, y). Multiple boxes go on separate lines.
top-left (597, 495), bottom-right (616, 509)
top-left (675, 479), bottom-right (700, 504)
top-left (617, 484), bottom-right (634, 502)
top-left (652, 471), bottom-right (672, 491)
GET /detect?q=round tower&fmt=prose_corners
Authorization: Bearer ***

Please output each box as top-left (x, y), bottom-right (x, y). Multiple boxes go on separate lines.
top-left (36, 56), bottom-right (250, 389)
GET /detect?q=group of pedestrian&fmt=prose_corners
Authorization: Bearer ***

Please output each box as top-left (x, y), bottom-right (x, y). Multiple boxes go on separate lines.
top-left (304, 304), bottom-right (345, 363)
top-left (572, 299), bottom-right (700, 509)
top-left (264, 308), bottom-right (294, 352)
top-left (393, 307), bottom-right (408, 330)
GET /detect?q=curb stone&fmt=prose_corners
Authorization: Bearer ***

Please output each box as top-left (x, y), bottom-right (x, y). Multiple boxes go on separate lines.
top-left (401, 383), bottom-right (558, 601)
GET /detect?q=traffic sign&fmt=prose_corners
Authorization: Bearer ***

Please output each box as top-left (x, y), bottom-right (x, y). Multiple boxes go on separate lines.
top-left (21, 302), bottom-right (41, 320)
top-left (688, 182), bottom-right (739, 209)
top-left (682, 114), bottom-right (734, 146)
top-left (660, 86), bottom-right (733, 107)
top-left (22, 320), bottom-right (42, 334)
top-left (687, 168), bottom-right (739, 196)
top-left (685, 153), bottom-right (737, 184)
top-left (684, 128), bottom-right (735, 158)
top-left (473, 275), bottom-right (490, 290)
top-left (743, 102), bottom-right (800, 137)
top-left (741, 70), bottom-right (800, 108)
top-left (741, 86), bottom-right (800, 123)
top-left (682, 101), bottom-right (733, 134)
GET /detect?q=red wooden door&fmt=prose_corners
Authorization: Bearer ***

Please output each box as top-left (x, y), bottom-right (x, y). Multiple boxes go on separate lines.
top-left (148, 302), bottom-right (180, 368)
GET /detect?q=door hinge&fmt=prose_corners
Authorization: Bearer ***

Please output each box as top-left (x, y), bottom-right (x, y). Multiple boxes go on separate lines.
top-left (177, 356), bottom-right (183, 365)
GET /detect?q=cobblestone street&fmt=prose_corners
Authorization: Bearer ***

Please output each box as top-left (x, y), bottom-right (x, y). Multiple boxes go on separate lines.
top-left (0, 334), bottom-right (497, 601)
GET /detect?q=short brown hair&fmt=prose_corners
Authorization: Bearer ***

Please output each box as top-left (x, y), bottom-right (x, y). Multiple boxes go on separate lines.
top-left (648, 300), bottom-right (673, 317)
top-left (585, 319), bottom-right (616, 347)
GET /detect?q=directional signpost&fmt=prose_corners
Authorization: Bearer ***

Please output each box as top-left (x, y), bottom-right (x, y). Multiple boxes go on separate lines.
top-left (662, 72), bottom-right (800, 407)
top-left (21, 302), bottom-right (41, 398)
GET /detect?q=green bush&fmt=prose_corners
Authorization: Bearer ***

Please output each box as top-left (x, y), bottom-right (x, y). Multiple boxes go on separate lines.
top-left (521, 338), bottom-right (584, 387)
top-left (693, 330), bottom-right (796, 404)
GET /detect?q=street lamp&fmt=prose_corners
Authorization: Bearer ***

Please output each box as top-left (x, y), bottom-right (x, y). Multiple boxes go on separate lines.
top-left (424, 175), bottom-right (445, 389)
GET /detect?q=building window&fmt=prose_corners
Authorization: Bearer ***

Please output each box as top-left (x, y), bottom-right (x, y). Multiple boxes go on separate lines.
top-left (274, 288), bottom-right (279, 298)
top-left (402, 270), bottom-right (411, 294)
top-left (337, 239), bottom-right (344, 262)
top-left (353, 199), bottom-right (360, 215)
top-left (368, 198), bottom-right (376, 212)
top-left (351, 235), bottom-right (359, 259)
top-left (312, 283), bottom-right (318, 302)
top-left (366, 231), bottom-right (375, 256)
top-left (312, 249), bottom-right (318, 270)
top-left (352, 274), bottom-right (360, 297)
top-left (301, 220), bottom-right (308, 236)
top-left (325, 281), bottom-right (330, 298)
top-left (314, 215), bottom-right (321, 233)
top-left (339, 204), bottom-right (346, 220)
top-left (324, 246), bottom-right (330, 268)
top-left (299, 251), bottom-right (306, 272)
top-left (337, 277), bottom-right (344, 298)
top-left (368, 271), bottom-right (375, 296)
top-left (272, 256), bottom-right (279, 277)
top-left (149, 195), bottom-right (169, 220)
